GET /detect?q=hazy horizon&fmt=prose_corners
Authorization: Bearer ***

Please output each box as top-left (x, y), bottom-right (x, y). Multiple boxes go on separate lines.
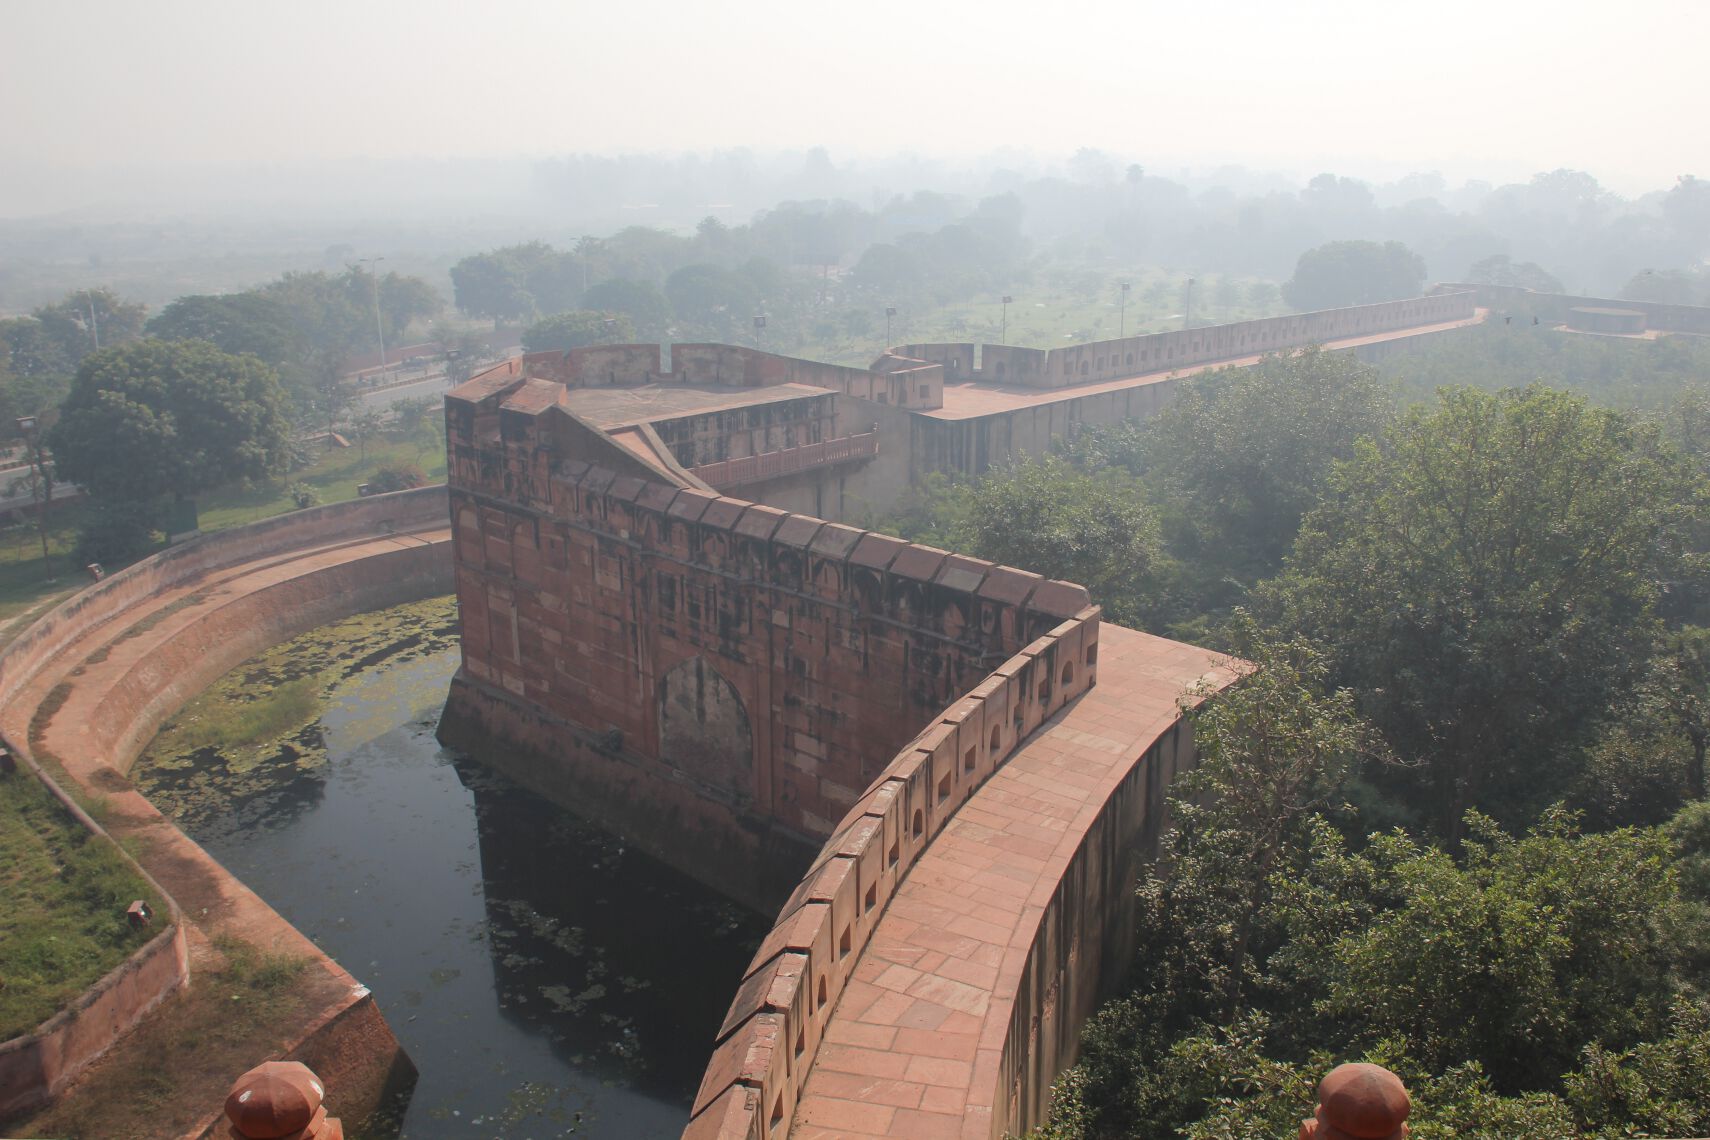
top-left (5, 0), bottom-right (1707, 220)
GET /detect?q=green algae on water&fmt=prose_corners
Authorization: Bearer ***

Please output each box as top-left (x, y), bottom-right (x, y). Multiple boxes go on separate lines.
top-left (135, 595), bottom-right (458, 833)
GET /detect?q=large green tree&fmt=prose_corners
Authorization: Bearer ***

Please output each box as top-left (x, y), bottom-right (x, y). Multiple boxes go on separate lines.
top-left (1136, 347), bottom-right (1392, 600)
top-left (521, 310), bottom-right (637, 353)
top-left (147, 293), bottom-right (301, 365)
top-left (1282, 240), bottom-right (1425, 311)
top-left (1259, 386), bottom-right (1703, 835)
top-left (51, 339), bottom-right (291, 507)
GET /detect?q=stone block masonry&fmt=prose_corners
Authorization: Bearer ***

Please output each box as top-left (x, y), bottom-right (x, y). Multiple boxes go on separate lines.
top-left (439, 372), bottom-right (1088, 909)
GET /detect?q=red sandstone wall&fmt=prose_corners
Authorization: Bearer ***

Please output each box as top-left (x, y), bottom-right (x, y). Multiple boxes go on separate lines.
top-left (903, 291), bottom-right (1476, 391)
top-left (0, 488), bottom-right (450, 722)
top-left (684, 608), bottom-right (1103, 1138)
top-left (1437, 282), bottom-right (1710, 334)
top-left (448, 453), bottom-right (1088, 840)
top-left (0, 915), bottom-right (189, 1119)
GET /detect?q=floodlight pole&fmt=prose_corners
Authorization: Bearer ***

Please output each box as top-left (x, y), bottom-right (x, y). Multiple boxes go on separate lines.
top-left (1119, 281), bottom-right (1131, 338)
top-left (1000, 295), bottom-right (1013, 345)
top-left (885, 306), bottom-right (896, 348)
top-left (358, 257), bottom-right (387, 368)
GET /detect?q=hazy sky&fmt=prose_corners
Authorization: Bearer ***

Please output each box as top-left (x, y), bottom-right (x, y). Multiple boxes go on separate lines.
top-left (5, 0), bottom-right (1707, 209)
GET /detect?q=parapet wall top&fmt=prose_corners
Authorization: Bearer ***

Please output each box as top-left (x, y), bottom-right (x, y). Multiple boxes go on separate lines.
top-left (1299, 1062), bottom-right (1410, 1140)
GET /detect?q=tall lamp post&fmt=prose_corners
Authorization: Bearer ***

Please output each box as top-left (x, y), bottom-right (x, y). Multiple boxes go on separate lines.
top-left (357, 256), bottom-right (387, 369)
top-left (1119, 281), bottom-right (1131, 338)
top-left (1183, 278), bottom-right (1196, 330)
top-left (15, 416), bottom-right (51, 563)
top-left (885, 306), bottom-right (896, 348)
top-left (753, 314), bottom-right (766, 350)
top-left (1000, 295), bottom-right (1013, 345)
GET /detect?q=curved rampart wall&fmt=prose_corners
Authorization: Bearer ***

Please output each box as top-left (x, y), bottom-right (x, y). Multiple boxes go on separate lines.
top-left (0, 486), bottom-right (449, 722)
top-left (1438, 282), bottom-right (1710, 334)
top-left (0, 487), bottom-right (450, 1128)
top-left (907, 291), bottom-right (1476, 389)
top-left (686, 606), bottom-right (1101, 1136)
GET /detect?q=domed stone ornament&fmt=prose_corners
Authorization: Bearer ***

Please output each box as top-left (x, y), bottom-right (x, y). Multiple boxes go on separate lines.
top-left (224, 1061), bottom-right (342, 1140)
top-left (1299, 1062), bottom-right (1410, 1140)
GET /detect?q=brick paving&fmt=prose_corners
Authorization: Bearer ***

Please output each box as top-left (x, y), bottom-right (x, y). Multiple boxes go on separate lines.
top-left (791, 625), bottom-right (1233, 1138)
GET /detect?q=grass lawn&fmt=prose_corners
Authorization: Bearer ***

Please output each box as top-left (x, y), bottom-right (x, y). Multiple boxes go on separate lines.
top-left (0, 767), bottom-right (160, 1039)
top-left (0, 429), bottom-right (449, 630)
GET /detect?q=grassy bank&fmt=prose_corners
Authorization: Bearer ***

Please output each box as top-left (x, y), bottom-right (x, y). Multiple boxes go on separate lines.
top-left (0, 767), bottom-right (160, 1039)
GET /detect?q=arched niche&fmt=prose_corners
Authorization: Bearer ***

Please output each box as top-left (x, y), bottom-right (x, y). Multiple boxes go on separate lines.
top-left (657, 655), bottom-right (753, 798)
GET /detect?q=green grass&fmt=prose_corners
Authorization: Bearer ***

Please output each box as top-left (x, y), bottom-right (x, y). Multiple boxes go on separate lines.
top-left (0, 428), bottom-right (448, 635)
top-left (0, 767), bottom-right (160, 1039)
top-left (195, 431), bottom-right (447, 531)
top-left (158, 674), bottom-right (321, 754)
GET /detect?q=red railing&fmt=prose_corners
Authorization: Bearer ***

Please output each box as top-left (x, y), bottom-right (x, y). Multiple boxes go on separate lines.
top-left (688, 431), bottom-right (879, 488)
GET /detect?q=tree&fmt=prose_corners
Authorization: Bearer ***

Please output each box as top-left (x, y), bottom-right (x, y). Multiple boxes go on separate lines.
top-left (1465, 254), bottom-right (1564, 293)
top-left (1260, 386), bottom-right (1702, 836)
top-left (665, 264), bottom-right (759, 335)
top-left (146, 293), bottom-right (300, 364)
top-left (51, 339), bottom-right (291, 509)
top-left (1136, 347), bottom-right (1392, 602)
top-left (348, 407), bottom-right (385, 463)
top-left (1622, 269), bottom-right (1703, 307)
top-left (1282, 240), bottom-right (1425, 311)
top-left (521, 310), bottom-right (636, 353)
top-left (30, 288), bottom-right (147, 366)
top-left (375, 272), bottom-right (445, 342)
top-left (580, 279), bottom-right (669, 338)
top-left (960, 454), bottom-right (1163, 626)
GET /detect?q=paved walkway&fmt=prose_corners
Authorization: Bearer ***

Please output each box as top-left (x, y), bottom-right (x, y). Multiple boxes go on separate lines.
top-left (791, 625), bottom-right (1233, 1138)
top-left (928, 311), bottom-right (1487, 420)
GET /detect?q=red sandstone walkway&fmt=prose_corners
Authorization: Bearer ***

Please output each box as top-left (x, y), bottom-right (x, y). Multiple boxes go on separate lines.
top-left (928, 311), bottom-right (1487, 420)
top-left (791, 625), bottom-right (1232, 1138)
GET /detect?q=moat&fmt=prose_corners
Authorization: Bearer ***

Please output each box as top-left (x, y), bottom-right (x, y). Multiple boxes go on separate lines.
top-left (134, 597), bottom-right (766, 1139)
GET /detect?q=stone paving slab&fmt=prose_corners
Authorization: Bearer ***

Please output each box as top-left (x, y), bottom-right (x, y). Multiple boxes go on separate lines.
top-left (792, 624), bottom-right (1231, 1137)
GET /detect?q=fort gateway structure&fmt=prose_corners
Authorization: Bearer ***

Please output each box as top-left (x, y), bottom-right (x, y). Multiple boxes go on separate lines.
top-left (436, 290), bottom-right (1483, 1137)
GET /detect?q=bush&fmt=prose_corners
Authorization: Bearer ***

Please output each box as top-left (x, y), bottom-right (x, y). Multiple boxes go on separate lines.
top-left (367, 463), bottom-right (427, 494)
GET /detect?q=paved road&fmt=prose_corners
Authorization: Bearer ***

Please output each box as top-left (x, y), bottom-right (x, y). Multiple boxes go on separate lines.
top-left (354, 371), bottom-right (456, 410)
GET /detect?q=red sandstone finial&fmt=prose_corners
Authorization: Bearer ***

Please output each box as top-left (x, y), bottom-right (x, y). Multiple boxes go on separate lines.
top-left (225, 1061), bottom-right (343, 1140)
top-left (1298, 1063), bottom-right (1410, 1140)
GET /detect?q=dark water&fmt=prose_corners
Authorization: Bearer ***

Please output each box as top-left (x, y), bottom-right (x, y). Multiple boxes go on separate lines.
top-left (135, 605), bottom-right (765, 1139)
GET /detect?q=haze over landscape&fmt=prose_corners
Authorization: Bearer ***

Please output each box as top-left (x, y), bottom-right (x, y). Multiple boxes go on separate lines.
top-left (9, 3), bottom-right (1710, 1139)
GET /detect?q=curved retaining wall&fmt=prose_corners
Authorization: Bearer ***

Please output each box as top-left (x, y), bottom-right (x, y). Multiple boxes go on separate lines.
top-left (0, 486), bottom-right (449, 721)
top-left (0, 487), bottom-right (450, 1127)
top-left (686, 606), bottom-right (1102, 1136)
top-left (0, 753), bottom-right (190, 1120)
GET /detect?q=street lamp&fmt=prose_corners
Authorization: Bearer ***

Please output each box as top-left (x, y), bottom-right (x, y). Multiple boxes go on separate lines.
top-left (885, 306), bottom-right (896, 348)
top-left (15, 415), bottom-right (51, 563)
top-left (356, 257), bottom-right (387, 368)
top-left (1183, 278), bottom-right (1196, 330)
top-left (1119, 281), bottom-right (1131, 339)
top-left (753, 314), bottom-right (766, 350)
top-left (1000, 296), bottom-right (1013, 345)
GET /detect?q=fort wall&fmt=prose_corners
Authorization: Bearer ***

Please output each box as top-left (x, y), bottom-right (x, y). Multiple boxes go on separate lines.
top-left (1438, 282), bottom-right (1710, 334)
top-left (440, 433), bottom-right (1089, 905)
top-left (686, 604), bottom-right (1102, 1135)
top-left (901, 291), bottom-right (1475, 390)
top-left (0, 491), bottom-right (448, 1131)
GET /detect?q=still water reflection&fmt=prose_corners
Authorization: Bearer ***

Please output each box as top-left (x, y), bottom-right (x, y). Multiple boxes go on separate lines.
top-left (135, 599), bottom-right (765, 1138)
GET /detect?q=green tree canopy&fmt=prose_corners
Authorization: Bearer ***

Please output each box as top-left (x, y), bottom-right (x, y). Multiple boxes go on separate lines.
top-left (1259, 386), bottom-right (1703, 835)
top-left (146, 292), bottom-right (301, 364)
top-left (1282, 240), bottom-right (1425, 311)
top-left (960, 454), bottom-right (1163, 626)
top-left (1466, 253), bottom-right (1564, 292)
top-left (1135, 347), bottom-right (1392, 595)
top-left (521, 310), bottom-right (637, 353)
top-left (51, 339), bottom-right (291, 506)
top-left (580, 278), bottom-right (669, 338)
